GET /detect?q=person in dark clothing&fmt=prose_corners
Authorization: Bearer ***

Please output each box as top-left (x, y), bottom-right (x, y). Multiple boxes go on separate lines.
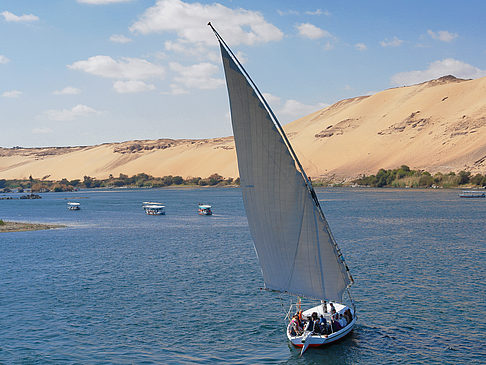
top-left (319, 315), bottom-right (330, 334)
top-left (304, 316), bottom-right (314, 332)
top-left (331, 315), bottom-right (342, 332)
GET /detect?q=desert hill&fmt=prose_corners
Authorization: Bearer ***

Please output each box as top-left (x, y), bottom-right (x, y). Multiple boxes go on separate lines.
top-left (1, 75), bottom-right (486, 181)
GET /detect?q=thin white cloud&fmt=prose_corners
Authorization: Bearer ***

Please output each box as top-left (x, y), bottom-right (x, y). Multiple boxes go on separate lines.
top-left (262, 92), bottom-right (281, 107)
top-left (165, 40), bottom-right (219, 62)
top-left (390, 58), bottom-right (486, 86)
top-left (68, 55), bottom-right (165, 80)
top-left (323, 41), bottom-right (334, 51)
top-left (305, 9), bottom-right (330, 16)
top-left (170, 62), bottom-right (224, 91)
top-left (235, 51), bottom-right (247, 64)
top-left (1, 10), bottom-right (39, 22)
top-left (53, 86), bottom-right (81, 95)
top-left (113, 80), bottom-right (155, 93)
top-left (153, 51), bottom-right (167, 60)
top-left (355, 43), bottom-right (367, 51)
top-left (2, 90), bottom-right (22, 98)
top-left (296, 23), bottom-right (331, 40)
top-left (0, 55), bottom-right (10, 64)
top-left (168, 84), bottom-right (189, 95)
top-left (427, 30), bottom-right (458, 42)
top-left (77, 0), bottom-right (133, 4)
top-left (262, 93), bottom-right (327, 119)
top-left (277, 9), bottom-right (299, 16)
top-left (32, 127), bottom-right (53, 134)
top-left (109, 34), bottom-right (132, 43)
top-left (279, 99), bottom-right (328, 119)
top-left (44, 104), bottom-right (100, 121)
top-left (130, 0), bottom-right (283, 46)
top-left (380, 36), bottom-right (403, 47)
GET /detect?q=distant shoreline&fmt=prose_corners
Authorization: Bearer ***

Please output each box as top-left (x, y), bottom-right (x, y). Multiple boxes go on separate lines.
top-left (0, 221), bottom-right (66, 233)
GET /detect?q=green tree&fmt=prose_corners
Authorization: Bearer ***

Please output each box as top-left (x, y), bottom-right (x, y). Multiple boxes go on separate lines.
top-left (470, 174), bottom-right (484, 186)
top-left (83, 176), bottom-right (93, 188)
top-left (208, 173), bottom-right (224, 186)
top-left (418, 175), bottom-right (434, 187)
top-left (458, 171), bottom-right (471, 185)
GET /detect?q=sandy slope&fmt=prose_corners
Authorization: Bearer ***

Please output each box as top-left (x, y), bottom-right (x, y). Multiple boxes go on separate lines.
top-left (1, 75), bottom-right (485, 181)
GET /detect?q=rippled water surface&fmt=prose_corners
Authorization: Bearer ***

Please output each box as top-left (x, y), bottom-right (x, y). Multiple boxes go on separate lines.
top-left (1, 188), bottom-right (485, 364)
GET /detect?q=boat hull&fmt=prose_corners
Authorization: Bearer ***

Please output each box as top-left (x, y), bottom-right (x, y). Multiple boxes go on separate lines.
top-left (145, 211), bottom-right (165, 215)
top-left (287, 302), bottom-right (356, 348)
top-left (288, 317), bottom-right (356, 347)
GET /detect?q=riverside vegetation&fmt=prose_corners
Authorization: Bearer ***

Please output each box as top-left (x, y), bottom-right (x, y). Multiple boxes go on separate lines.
top-left (1, 166), bottom-right (485, 193)
top-left (351, 165), bottom-right (486, 188)
top-left (0, 173), bottom-right (239, 193)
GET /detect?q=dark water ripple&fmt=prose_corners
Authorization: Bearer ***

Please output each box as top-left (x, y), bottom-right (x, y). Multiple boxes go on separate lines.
top-left (1, 188), bottom-right (485, 364)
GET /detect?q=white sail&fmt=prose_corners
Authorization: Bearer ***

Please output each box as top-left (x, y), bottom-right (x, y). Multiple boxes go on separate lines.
top-left (218, 41), bottom-right (352, 302)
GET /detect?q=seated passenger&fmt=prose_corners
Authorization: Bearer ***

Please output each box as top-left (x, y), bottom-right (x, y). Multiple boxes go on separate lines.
top-left (338, 313), bottom-right (347, 328)
top-left (331, 316), bottom-right (342, 332)
top-left (290, 315), bottom-right (303, 336)
top-left (319, 315), bottom-right (330, 335)
top-left (344, 308), bottom-right (352, 323)
top-left (311, 312), bottom-right (320, 333)
top-left (304, 316), bottom-right (315, 332)
top-left (294, 310), bottom-right (304, 328)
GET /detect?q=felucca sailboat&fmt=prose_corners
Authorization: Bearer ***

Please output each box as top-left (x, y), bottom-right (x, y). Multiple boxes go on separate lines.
top-left (210, 23), bottom-right (356, 354)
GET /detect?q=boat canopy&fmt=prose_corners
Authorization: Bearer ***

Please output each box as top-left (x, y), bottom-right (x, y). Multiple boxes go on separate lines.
top-left (67, 202), bottom-right (80, 206)
top-left (199, 205), bottom-right (212, 209)
top-left (215, 27), bottom-right (353, 302)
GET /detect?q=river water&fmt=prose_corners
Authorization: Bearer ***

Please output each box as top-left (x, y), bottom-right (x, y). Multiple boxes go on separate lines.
top-left (0, 187), bottom-right (484, 364)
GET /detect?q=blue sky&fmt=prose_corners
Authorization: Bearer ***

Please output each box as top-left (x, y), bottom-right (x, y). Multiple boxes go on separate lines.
top-left (1, 0), bottom-right (485, 147)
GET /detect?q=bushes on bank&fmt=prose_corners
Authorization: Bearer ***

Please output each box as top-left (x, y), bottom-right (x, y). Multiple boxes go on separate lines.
top-left (0, 173), bottom-right (240, 192)
top-left (353, 166), bottom-right (486, 188)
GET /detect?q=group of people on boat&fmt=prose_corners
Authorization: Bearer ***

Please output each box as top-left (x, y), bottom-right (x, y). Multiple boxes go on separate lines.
top-left (289, 303), bottom-right (353, 337)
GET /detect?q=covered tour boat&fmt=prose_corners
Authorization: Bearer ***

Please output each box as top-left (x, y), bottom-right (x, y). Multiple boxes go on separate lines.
top-left (142, 202), bottom-right (165, 215)
top-left (212, 23), bottom-right (356, 355)
top-left (67, 202), bottom-right (80, 210)
top-left (198, 204), bottom-right (212, 215)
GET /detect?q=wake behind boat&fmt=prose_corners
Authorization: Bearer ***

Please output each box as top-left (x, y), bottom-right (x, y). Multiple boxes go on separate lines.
top-left (211, 23), bottom-right (356, 354)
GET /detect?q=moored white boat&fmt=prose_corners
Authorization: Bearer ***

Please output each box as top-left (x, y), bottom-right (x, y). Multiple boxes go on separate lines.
top-left (143, 202), bottom-right (165, 215)
top-left (67, 202), bottom-right (80, 210)
top-left (459, 190), bottom-right (485, 198)
top-left (212, 23), bottom-right (356, 354)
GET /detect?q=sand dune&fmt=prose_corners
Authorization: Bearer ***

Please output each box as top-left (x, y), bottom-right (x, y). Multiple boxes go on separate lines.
top-left (1, 75), bottom-right (486, 181)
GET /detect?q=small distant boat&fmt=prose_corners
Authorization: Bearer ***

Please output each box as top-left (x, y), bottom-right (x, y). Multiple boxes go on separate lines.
top-left (459, 191), bottom-right (485, 198)
top-left (143, 202), bottom-right (165, 215)
top-left (198, 204), bottom-right (212, 215)
top-left (67, 202), bottom-right (80, 210)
